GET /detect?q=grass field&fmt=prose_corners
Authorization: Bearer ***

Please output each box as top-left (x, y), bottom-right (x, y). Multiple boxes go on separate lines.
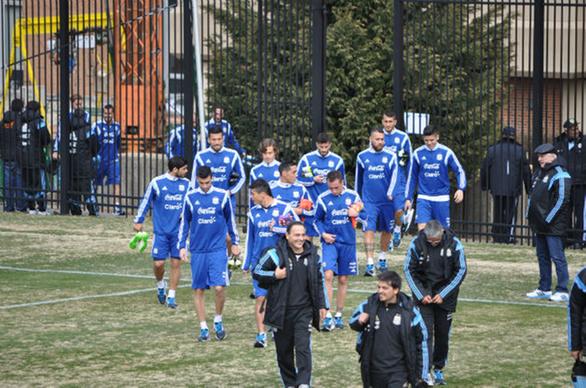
top-left (0, 213), bottom-right (584, 387)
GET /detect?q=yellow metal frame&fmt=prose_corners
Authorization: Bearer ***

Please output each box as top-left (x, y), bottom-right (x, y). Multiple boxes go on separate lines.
top-left (1, 12), bottom-right (118, 131)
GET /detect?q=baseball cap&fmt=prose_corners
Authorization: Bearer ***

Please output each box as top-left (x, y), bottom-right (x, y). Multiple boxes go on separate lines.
top-left (563, 118), bottom-right (579, 129)
top-left (502, 126), bottom-right (516, 137)
top-left (534, 143), bottom-right (556, 155)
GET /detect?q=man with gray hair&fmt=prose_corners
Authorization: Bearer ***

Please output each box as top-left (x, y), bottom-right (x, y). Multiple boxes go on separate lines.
top-left (403, 220), bottom-right (467, 385)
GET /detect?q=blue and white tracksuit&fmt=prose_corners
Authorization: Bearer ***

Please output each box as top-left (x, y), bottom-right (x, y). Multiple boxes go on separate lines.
top-left (244, 199), bottom-right (298, 297)
top-left (191, 146), bottom-right (246, 212)
top-left (165, 125), bottom-right (199, 159)
top-left (93, 120), bottom-right (121, 185)
top-left (270, 180), bottom-right (318, 236)
top-left (355, 147), bottom-right (398, 232)
top-left (178, 186), bottom-right (239, 289)
top-left (204, 119), bottom-right (245, 155)
top-left (406, 143), bottom-right (466, 227)
top-left (296, 150), bottom-right (346, 202)
top-left (384, 128), bottom-right (413, 212)
top-left (134, 173), bottom-right (190, 259)
top-left (249, 160), bottom-right (281, 207)
top-left (314, 188), bottom-right (365, 275)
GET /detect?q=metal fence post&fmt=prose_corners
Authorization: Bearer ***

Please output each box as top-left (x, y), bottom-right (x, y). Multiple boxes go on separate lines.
top-left (532, 0), bottom-right (545, 151)
top-left (311, 0), bottom-right (326, 141)
top-left (393, 0), bottom-right (405, 129)
top-left (58, 0), bottom-right (70, 214)
top-left (184, 0), bottom-right (195, 168)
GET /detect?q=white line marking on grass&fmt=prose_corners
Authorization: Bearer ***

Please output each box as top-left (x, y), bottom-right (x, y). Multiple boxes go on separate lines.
top-left (0, 284), bottom-right (192, 310)
top-left (0, 266), bottom-right (566, 309)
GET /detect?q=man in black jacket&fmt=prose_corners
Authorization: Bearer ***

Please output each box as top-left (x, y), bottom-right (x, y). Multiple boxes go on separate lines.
top-left (569, 266), bottom-right (586, 387)
top-left (0, 99), bottom-right (25, 212)
top-left (350, 270), bottom-right (429, 388)
top-left (555, 119), bottom-right (586, 248)
top-left (403, 220), bottom-right (467, 385)
top-left (481, 126), bottom-right (531, 243)
top-left (526, 143), bottom-right (572, 302)
top-left (252, 221), bottom-right (327, 388)
top-left (19, 101), bottom-right (51, 214)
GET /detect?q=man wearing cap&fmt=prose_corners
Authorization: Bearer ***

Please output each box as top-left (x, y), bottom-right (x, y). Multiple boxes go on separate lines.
top-left (555, 119), bottom-right (585, 248)
top-left (526, 143), bottom-right (572, 302)
top-left (481, 126), bottom-right (532, 243)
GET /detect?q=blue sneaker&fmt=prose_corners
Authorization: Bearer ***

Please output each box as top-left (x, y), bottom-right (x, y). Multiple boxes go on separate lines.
top-left (198, 327), bottom-right (210, 342)
top-left (434, 369), bottom-right (446, 385)
top-left (364, 264), bottom-right (375, 277)
top-left (376, 259), bottom-right (388, 272)
top-left (254, 332), bottom-right (267, 348)
top-left (334, 315), bottom-right (344, 329)
top-left (157, 287), bottom-right (166, 304)
top-left (166, 297), bottom-right (177, 309)
top-left (392, 231), bottom-right (402, 248)
top-left (214, 321), bottom-right (227, 341)
top-left (322, 316), bottom-right (335, 332)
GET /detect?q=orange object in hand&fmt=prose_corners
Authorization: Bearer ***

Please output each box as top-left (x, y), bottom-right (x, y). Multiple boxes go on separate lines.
top-left (299, 198), bottom-right (313, 211)
top-left (349, 202), bottom-right (364, 228)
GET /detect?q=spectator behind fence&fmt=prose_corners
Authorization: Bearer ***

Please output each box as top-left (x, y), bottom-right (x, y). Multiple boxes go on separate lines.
top-left (526, 143), bottom-right (572, 303)
top-left (0, 98), bottom-right (25, 212)
top-left (555, 119), bottom-right (586, 248)
top-left (19, 101), bottom-right (51, 215)
top-left (481, 126), bottom-right (532, 244)
top-left (166, 113), bottom-right (199, 159)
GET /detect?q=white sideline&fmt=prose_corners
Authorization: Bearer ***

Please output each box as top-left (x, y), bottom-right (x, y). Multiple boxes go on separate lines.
top-left (0, 265), bottom-right (566, 310)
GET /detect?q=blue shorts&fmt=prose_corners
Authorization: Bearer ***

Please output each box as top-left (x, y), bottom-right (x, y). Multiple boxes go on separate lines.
top-left (392, 184), bottom-right (406, 214)
top-left (152, 233), bottom-right (180, 260)
top-left (96, 159), bottom-right (121, 185)
top-left (415, 198), bottom-right (450, 228)
top-left (363, 202), bottom-right (395, 232)
top-left (322, 242), bottom-right (357, 276)
top-left (190, 249), bottom-right (229, 289)
top-left (252, 278), bottom-right (268, 298)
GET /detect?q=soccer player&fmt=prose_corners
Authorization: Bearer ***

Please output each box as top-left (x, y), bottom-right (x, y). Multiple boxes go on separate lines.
top-left (405, 125), bottom-right (466, 230)
top-left (134, 157), bottom-right (190, 308)
top-left (93, 104), bottom-right (125, 215)
top-left (355, 127), bottom-right (398, 276)
top-left (166, 113), bottom-right (199, 159)
top-left (381, 111), bottom-right (413, 247)
top-left (314, 170), bottom-right (365, 331)
top-left (250, 138), bottom-right (281, 185)
top-left (191, 125), bottom-right (245, 205)
top-left (178, 166), bottom-right (240, 342)
top-left (270, 162), bottom-right (317, 238)
top-left (243, 178), bottom-right (298, 348)
top-left (204, 106), bottom-right (245, 154)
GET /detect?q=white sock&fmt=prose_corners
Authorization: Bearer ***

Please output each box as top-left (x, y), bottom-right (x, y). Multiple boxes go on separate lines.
top-left (214, 314), bottom-right (222, 323)
top-left (394, 225), bottom-right (401, 233)
top-left (367, 257), bottom-right (374, 265)
top-left (157, 280), bottom-right (165, 289)
top-left (334, 311), bottom-right (342, 318)
top-left (168, 289), bottom-right (176, 299)
top-left (326, 311), bottom-right (332, 319)
top-left (378, 252), bottom-right (387, 262)
top-left (200, 321), bottom-right (208, 329)
top-left (259, 331), bottom-right (266, 337)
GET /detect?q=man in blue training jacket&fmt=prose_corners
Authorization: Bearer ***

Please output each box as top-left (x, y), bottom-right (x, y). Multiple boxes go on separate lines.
top-left (133, 156), bottom-right (190, 309)
top-left (178, 166), bottom-right (240, 342)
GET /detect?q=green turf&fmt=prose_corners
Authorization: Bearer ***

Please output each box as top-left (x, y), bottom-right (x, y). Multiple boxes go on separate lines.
top-left (0, 212), bottom-right (584, 386)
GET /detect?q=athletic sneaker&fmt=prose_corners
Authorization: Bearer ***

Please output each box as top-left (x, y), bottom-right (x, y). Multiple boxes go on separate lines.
top-left (214, 321), bottom-right (227, 341)
top-left (376, 259), bottom-right (388, 272)
top-left (322, 316), bottom-right (335, 332)
top-left (198, 327), bottom-right (210, 342)
top-left (434, 369), bottom-right (446, 385)
top-left (550, 292), bottom-right (569, 303)
top-left (254, 332), bottom-right (267, 348)
top-left (364, 264), bottom-right (375, 277)
top-left (114, 206), bottom-right (126, 216)
top-left (334, 315), bottom-right (344, 329)
top-left (392, 231), bottom-right (401, 248)
top-left (526, 289), bottom-right (552, 299)
top-left (386, 240), bottom-right (394, 252)
top-left (166, 297), bottom-right (177, 309)
top-left (157, 287), bottom-right (166, 304)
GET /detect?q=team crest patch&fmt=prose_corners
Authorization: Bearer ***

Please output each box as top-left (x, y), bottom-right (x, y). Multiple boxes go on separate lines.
top-left (394, 137), bottom-right (400, 144)
top-left (272, 209), bottom-right (280, 217)
top-left (345, 198), bottom-right (352, 206)
top-left (212, 197), bottom-right (220, 204)
top-left (179, 185), bottom-right (185, 191)
top-left (382, 157), bottom-right (388, 163)
top-left (328, 161), bottom-right (334, 167)
top-left (543, 176), bottom-right (549, 183)
top-left (223, 156), bottom-right (230, 164)
top-left (437, 154), bottom-right (443, 161)
top-left (393, 314), bottom-right (401, 326)
top-left (293, 191), bottom-right (300, 198)
top-left (273, 171), bottom-right (279, 178)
